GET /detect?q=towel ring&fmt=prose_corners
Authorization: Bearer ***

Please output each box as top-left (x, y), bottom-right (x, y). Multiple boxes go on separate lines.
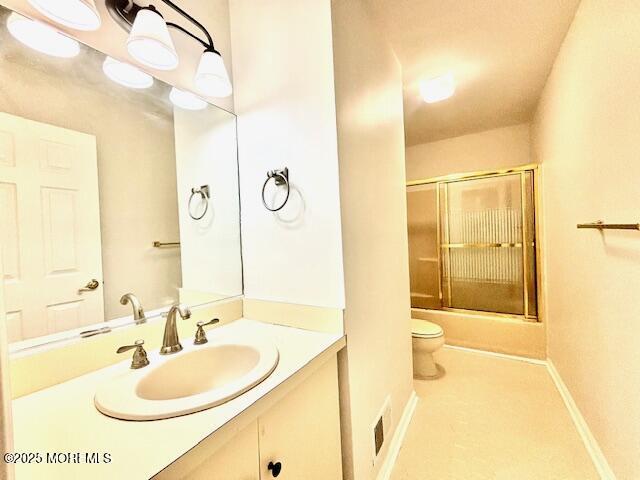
top-left (188, 185), bottom-right (210, 220)
top-left (262, 168), bottom-right (290, 212)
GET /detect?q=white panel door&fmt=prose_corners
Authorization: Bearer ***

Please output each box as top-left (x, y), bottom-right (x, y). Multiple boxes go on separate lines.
top-left (0, 112), bottom-right (103, 342)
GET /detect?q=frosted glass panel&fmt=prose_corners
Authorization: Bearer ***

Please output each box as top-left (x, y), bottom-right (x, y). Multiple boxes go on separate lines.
top-left (442, 174), bottom-right (525, 314)
top-left (407, 170), bottom-right (537, 318)
top-left (407, 184), bottom-right (440, 309)
top-left (445, 247), bottom-right (524, 314)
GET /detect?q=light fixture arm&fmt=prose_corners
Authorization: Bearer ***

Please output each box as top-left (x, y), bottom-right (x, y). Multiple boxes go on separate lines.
top-left (165, 21), bottom-right (210, 51)
top-left (106, 0), bottom-right (218, 52)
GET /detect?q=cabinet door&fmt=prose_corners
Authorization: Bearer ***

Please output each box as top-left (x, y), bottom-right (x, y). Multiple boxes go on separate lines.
top-left (258, 357), bottom-right (343, 480)
top-left (154, 420), bottom-right (259, 480)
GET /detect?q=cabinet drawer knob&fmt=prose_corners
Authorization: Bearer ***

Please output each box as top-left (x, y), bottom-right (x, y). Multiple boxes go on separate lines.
top-left (267, 461), bottom-right (282, 477)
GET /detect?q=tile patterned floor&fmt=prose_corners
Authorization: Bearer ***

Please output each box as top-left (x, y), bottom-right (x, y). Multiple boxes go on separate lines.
top-left (390, 347), bottom-right (599, 480)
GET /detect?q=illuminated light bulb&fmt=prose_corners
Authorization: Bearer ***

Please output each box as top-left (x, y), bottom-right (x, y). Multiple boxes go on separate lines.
top-left (7, 12), bottom-right (80, 58)
top-left (102, 56), bottom-right (154, 89)
top-left (420, 73), bottom-right (456, 103)
top-left (127, 6), bottom-right (178, 71)
top-left (194, 49), bottom-right (232, 98)
top-left (27, 0), bottom-right (101, 31)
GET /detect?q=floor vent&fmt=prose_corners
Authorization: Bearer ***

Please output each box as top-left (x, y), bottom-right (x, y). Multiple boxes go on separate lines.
top-left (372, 396), bottom-right (392, 462)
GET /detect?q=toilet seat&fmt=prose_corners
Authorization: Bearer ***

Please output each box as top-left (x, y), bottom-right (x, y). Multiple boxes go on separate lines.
top-left (411, 319), bottom-right (444, 338)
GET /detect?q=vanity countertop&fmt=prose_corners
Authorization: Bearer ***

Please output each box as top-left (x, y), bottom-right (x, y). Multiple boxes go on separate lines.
top-left (10, 319), bottom-right (345, 479)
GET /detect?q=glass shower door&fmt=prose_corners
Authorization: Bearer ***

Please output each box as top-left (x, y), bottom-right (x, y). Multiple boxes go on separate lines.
top-left (440, 172), bottom-right (537, 317)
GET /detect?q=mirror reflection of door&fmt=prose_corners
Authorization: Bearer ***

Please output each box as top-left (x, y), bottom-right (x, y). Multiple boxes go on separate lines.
top-left (0, 112), bottom-right (104, 342)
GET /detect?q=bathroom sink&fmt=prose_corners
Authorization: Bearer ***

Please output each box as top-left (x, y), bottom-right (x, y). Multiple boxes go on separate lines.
top-left (94, 338), bottom-right (279, 421)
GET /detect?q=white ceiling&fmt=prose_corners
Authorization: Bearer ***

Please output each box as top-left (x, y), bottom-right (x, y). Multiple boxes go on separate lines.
top-left (365, 0), bottom-right (581, 145)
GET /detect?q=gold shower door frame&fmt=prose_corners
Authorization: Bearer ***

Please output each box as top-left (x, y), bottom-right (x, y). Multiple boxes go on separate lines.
top-left (409, 164), bottom-right (540, 322)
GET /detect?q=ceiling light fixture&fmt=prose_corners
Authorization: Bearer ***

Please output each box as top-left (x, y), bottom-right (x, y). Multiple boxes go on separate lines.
top-left (420, 73), bottom-right (456, 103)
top-left (103, 56), bottom-right (154, 89)
top-left (106, 0), bottom-right (232, 97)
top-left (7, 12), bottom-right (80, 58)
top-left (27, 0), bottom-right (101, 31)
top-left (169, 87), bottom-right (207, 110)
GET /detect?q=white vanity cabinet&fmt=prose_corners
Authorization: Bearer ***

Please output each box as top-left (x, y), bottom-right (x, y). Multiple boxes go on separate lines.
top-left (160, 421), bottom-right (260, 480)
top-left (155, 356), bottom-right (343, 480)
top-left (258, 356), bottom-right (343, 480)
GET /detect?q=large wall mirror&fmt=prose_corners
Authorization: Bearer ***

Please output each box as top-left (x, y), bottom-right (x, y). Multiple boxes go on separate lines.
top-left (0, 5), bottom-right (243, 353)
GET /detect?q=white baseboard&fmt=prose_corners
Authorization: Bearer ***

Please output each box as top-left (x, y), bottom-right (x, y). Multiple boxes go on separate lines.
top-left (375, 391), bottom-right (418, 480)
top-left (547, 359), bottom-right (616, 480)
top-left (443, 343), bottom-right (547, 366)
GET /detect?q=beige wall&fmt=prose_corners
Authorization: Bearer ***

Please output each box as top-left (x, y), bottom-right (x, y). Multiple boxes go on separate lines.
top-left (229, 0), bottom-right (345, 309)
top-left (405, 123), bottom-right (531, 181)
top-left (532, 0), bottom-right (640, 477)
top-left (0, 52), bottom-right (181, 321)
top-left (331, 1), bottom-right (414, 478)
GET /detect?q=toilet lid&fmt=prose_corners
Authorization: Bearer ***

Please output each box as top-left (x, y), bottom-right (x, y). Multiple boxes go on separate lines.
top-left (411, 319), bottom-right (443, 338)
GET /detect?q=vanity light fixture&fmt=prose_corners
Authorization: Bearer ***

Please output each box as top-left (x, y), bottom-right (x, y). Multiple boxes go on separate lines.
top-left (194, 49), bottom-right (232, 98)
top-left (169, 87), bottom-right (207, 110)
top-left (420, 73), bottom-right (456, 103)
top-left (7, 12), bottom-right (80, 58)
top-left (126, 6), bottom-right (178, 71)
top-left (106, 0), bottom-right (232, 97)
top-left (103, 56), bottom-right (154, 89)
top-left (27, 0), bottom-right (101, 31)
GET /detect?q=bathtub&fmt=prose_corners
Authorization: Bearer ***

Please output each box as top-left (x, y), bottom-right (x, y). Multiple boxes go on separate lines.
top-left (411, 307), bottom-right (546, 359)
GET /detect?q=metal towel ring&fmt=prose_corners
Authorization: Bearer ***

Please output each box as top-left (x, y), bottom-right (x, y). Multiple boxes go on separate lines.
top-left (262, 168), bottom-right (290, 212)
top-left (188, 185), bottom-right (210, 220)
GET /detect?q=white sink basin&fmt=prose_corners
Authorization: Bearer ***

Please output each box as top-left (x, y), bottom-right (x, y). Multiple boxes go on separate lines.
top-left (94, 338), bottom-right (279, 421)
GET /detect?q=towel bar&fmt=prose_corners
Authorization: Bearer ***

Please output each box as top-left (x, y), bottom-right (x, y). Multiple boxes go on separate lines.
top-left (577, 221), bottom-right (640, 231)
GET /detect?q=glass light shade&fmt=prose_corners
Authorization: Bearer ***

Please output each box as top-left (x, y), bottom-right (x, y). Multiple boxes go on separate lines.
top-left (7, 12), bottom-right (80, 58)
top-left (169, 87), bottom-right (207, 110)
top-left (194, 50), bottom-right (232, 98)
top-left (27, 0), bottom-right (101, 31)
top-left (126, 7), bottom-right (178, 71)
top-left (103, 56), bottom-right (153, 89)
top-left (420, 73), bottom-right (456, 103)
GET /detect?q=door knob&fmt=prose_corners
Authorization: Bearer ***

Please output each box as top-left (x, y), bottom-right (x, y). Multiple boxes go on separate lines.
top-left (78, 279), bottom-right (100, 293)
top-left (267, 461), bottom-right (282, 477)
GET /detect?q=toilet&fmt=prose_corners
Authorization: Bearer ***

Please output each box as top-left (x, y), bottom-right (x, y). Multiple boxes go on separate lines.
top-left (411, 319), bottom-right (445, 379)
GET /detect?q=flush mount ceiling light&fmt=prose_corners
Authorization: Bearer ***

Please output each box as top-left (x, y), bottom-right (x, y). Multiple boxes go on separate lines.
top-left (7, 12), bottom-right (80, 58)
top-left (103, 56), bottom-right (154, 89)
top-left (169, 87), bottom-right (207, 110)
top-left (27, 0), bottom-right (101, 31)
top-left (106, 0), bottom-right (232, 97)
top-left (420, 73), bottom-right (456, 103)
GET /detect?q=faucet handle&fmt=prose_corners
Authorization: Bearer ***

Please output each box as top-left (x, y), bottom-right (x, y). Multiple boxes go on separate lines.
top-left (117, 339), bottom-right (150, 369)
top-left (194, 318), bottom-right (220, 345)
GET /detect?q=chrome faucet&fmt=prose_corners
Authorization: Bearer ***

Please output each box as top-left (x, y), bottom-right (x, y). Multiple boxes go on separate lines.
top-left (160, 303), bottom-right (191, 355)
top-left (120, 293), bottom-right (145, 324)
